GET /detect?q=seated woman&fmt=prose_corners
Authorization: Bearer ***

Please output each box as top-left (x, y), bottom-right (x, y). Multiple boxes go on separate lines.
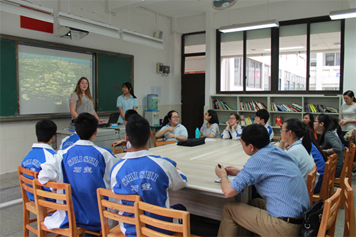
top-left (303, 113), bottom-right (319, 141)
top-left (279, 118), bottom-right (315, 183)
top-left (200, 109), bottom-right (220, 138)
top-left (155, 110), bottom-right (188, 142)
top-left (221, 113), bottom-right (242, 140)
top-left (315, 114), bottom-right (343, 178)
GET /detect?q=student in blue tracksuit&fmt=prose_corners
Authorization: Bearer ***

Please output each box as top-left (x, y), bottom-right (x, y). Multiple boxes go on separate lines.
top-left (21, 119), bottom-right (57, 201)
top-left (59, 132), bottom-right (79, 150)
top-left (111, 115), bottom-right (187, 237)
top-left (254, 109), bottom-right (274, 142)
top-left (38, 113), bottom-right (118, 232)
top-left (221, 113), bottom-right (242, 140)
top-left (111, 109), bottom-right (138, 151)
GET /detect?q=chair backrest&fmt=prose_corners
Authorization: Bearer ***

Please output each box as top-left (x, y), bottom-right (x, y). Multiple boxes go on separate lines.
top-left (154, 137), bottom-right (176, 147)
top-left (343, 178), bottom-right (356, 237)
top-left (347, 142), bottom-right (355, 186)
top-left (317, 188), bottom-right (342, 237)
top-left (18, 166), bottom-right (38, 203)
top-left (96, 188), bottom-right (141, 236)
top-left (307, 166), bottom-right (317, 206)
top-left (318, 159), bottom-right (330, 202)
top-left (326, 153), bottom-right (338, 197)
top-left (135, 201), bottom-right (191, 237)
top-left (33, 179), bottom-right (77, 237)
top-left (112, 141), bottom-right (127, 154)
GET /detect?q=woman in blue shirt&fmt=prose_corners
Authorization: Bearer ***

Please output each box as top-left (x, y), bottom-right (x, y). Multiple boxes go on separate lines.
top-left (117, 82), bottom-right (138, 124)
top-left (155, 110), bottom-right (188, 142)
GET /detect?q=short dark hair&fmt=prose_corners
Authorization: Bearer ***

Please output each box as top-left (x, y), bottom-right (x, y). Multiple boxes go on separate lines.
top-left (124, 109), bottom-right (138, 121)
top-left (241, 124), bottom-right (269, 149)
top-left (35, 119), bottom-right (57, 143)
top-left (285, 118), bottom-right (311, 154)
top-left (126, 114), bottom-right (150, 148)
top-left (256, 109), bottom-right (269, 124)
top-left (75, 113), bottom-right (98, 140)
top-left (207, 109), bottom-right (219, 124)
top-left (229, 113), bottom-right (240, 121)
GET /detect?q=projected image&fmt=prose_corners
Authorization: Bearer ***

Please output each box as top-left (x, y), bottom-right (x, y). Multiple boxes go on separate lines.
top-left (18, 45), bottom-right (93, 115)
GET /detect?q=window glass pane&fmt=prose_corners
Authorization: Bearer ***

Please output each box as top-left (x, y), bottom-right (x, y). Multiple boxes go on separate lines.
top-left (309, 21), bottom-right (341, 91)
top-left (184, 34), bottom-right (206, 54)
top-left (278, 24), bottom-right (307, 91)
top-left (184, 56), bottom-right (205, 74)
top-left (246, 29), bottom-right (271, 91)
top-left (220, 32), bottom-right (244, 91)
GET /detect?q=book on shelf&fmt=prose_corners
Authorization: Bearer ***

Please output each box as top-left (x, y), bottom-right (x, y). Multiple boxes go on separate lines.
top-left (240, 101), bottom-right (267, 111)
top-left (212, 99), bottom-right (232, 110)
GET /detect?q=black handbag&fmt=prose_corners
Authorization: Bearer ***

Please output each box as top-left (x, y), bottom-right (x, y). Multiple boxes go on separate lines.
top-left (177, 138), bottom-right (205, 147)
top-left (299, 200), bottom-right (324, 237)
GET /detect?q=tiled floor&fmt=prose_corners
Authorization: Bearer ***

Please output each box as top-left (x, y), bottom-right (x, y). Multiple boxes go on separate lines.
top-left (0, 171), bottom-right (355, 237)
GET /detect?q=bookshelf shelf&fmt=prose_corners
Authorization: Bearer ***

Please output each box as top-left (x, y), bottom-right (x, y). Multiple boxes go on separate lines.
top-left (211, 94), bottom-right (342, 136)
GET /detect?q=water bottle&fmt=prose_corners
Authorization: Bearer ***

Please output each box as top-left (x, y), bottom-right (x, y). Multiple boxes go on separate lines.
top-left (195, 127), bottom-right (200, 138)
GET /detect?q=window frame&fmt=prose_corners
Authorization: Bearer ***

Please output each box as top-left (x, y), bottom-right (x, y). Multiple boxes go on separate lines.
top-left (216, 16), bottom-right (344, 94)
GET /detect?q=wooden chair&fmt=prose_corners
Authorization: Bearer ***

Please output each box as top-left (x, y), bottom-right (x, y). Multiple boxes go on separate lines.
top-left (33, 179), bottom-right (98, 237)
top-left (306, 166), bottom-right (317, 206)
top-left (18, 166), bottom-right (39, 236)
top-left (135, 201), bottom-right (199, 237)
top-left (343, 178), bottom-right (355, 237)
top-left (313, 153), bottom-right (338, 203)
top-left (112, 141), bottom-right (127, 154)
top-left (154, 137), bottom-right (176, 147)
top-left (97, 188), bottom-right (141, 237)
top-left (317, 188), bottom-right (342, 237)
top-left (334, 146), bottom-right (352, 209)
top-left (272, 136), bottom-right (281, 141)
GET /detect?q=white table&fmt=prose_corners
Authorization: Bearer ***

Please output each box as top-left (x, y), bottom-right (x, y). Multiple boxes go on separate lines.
top-left (115, 139), bottom-right (251, 220)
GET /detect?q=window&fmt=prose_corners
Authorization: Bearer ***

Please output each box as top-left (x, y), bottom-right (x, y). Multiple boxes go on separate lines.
top-left (183, 32), bottom-right (206, 74)
top-left (217, 16), bottom-right (344, 94)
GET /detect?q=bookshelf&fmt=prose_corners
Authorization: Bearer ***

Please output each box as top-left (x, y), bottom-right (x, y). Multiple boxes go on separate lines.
top-left (211, 94), bottom-right (342, 135)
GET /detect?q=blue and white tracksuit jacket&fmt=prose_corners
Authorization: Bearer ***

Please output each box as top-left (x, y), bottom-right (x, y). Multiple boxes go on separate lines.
top-left (110, 150), bottom-right (188, 237)
top-left (221, 125), bottom-right (242, 140)
top-left (38, 140), bottom-right (118, 231)
top-left (265, 123), bottom-right (274, 142)
top-left (59, 133), bottom-right (79, 150)
top-left (22, 143), bottom-right (56, 201)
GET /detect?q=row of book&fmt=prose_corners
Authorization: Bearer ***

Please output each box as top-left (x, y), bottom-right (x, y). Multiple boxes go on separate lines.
top-left (271, 103), bottom-right (302, 112)
top-left (240, 115), bottom-right (254, 126)
top-left (212, 99), bottom-right (232, 110)
top-left (304, 103), bottom-right (338, 113)
top-left (240, 101), bottom-right (267, 111)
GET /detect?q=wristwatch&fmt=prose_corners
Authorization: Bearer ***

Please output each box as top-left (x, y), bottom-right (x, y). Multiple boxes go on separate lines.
top-left (220, 174), bottom-right (228, 181)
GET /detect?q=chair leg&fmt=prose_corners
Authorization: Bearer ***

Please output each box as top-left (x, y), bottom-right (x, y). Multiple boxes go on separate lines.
top-left (23, 209), bottom-right (29, 237)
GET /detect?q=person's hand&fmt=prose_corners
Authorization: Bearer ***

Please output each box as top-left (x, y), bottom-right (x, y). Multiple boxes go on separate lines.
top-left (232, 124), bottom-right (238, 130)
top-left (112, 140), bottom-right (126, 147)
top-left (166, 133), bottom-right (176, 138)
top-left (225, 166), bottom-right (240, 176)
top-left (340, 119), bottom-right (346, 126)
top-left (350, 130), bottom-right (356, 139)
top-left (166, 127), bottom-right (175, 133)
top-left (98, 119), bottom-right (105, 124)
top-left (225, 121), bottom-right (230, 129)
top-left (215, 164), bottom-right (227, 178)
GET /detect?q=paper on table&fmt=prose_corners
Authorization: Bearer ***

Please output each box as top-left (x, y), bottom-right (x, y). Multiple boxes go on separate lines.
top-left (215, 175), bottom-right (235, 183)
top-left (205, 138), bottom-right (216, 142)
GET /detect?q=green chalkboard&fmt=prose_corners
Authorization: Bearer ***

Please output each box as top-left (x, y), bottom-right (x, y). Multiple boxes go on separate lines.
top-left (97, 54), bottom-right (132, 112)
top-left (0, 39), bottom-right (18, 116)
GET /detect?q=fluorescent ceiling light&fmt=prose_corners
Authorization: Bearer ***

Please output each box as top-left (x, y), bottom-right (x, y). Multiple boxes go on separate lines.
top-left (219, 19), bottom-right (279, 33)
top-left (58, 12), bottom-right (120, 39)
top-left (121, 29), bottom-right (164, 50)
top-left (0, 0), bottom-right (53, 23)
top-left (330, 8), bottom-right (356, 20)
top-left (264, 46), bottom-right (304, 51)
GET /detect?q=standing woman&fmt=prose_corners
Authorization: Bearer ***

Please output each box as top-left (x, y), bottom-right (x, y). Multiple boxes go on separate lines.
top-left (339, 90), bottom-right (356, 147)
top-left (303, 113), bottom-right (319, 141)
top-left (315, 114), bottom-right (343, 178)
top-left (117, 82), bottom-right (138, 124)
top-left (279, 118), bottom-right (315, 183)
top-left (200, 110), bottom-right (220, 138)
top-left (155, 110), bottom-right (188, 142)
top-left (69, 77), bottom-right (103, 123)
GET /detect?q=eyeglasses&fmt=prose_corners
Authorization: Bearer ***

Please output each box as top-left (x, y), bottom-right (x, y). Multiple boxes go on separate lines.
top-left (314, 120), bottom-right (319, 123)
top-left (281, 129), bottom-right (288, 133)
top-left (229, 117), bottom-right (237, 120)
top-left (171, 116), bottom-right (179, 119)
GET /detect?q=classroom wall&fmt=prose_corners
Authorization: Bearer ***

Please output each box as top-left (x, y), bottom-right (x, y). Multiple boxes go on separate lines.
top-left (176, 0), bottom-right (356, 106)
top-left (0, 3), bottom-right (181, 174)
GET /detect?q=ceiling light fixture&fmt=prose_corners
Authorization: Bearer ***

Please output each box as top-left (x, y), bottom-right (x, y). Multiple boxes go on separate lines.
top-left (263, 46), bottom-right (304, 51)
top-left (58, 12), bottom-right (120, 39)
top-left (0, 0), bottom-right (53, 22)
top-left (121, 29), bottom-right (164, 50)
top-left (219, 19), bottom-right (279, 33)
top-left (330, 8), bottom-right (356, 20)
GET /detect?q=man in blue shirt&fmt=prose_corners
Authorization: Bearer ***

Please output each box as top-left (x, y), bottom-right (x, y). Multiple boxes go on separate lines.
top-left (215, 124), bottom-right (310, 236)
top-left (22, 119), bottom-right (57, 201)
